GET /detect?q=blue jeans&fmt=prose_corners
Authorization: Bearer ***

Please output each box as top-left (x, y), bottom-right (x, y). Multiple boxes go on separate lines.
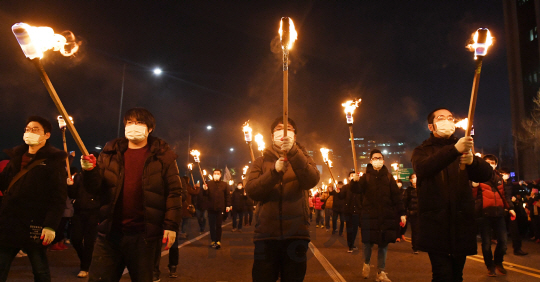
top-left (0, 245), bottom-right (50, 282)
top-left (196, 209), bottom-right (207, 232)
top-left (479, 216), bottom-right (507, 267)
top-left (363, 243), bottom-right (388, 271)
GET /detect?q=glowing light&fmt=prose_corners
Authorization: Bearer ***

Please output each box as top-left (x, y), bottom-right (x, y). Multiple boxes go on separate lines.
top-left (242, 165), bottom-right (249, 175)
top-left (207, 125), bottom-right (212, 130)
top-left (187, 163), bottom-right (193, 171)
top-left (328, 178), bottom-right (332, 184)
top-left (230, 148), bottom-right (234, 152)
top-left (475, 153), bottom-right (482, 157)
top-left (342, 99), bottom-right (362, 124)
top-left (57, 115), bottom-right (74, 129)
top-left (344, 179), bottom-right (348, 185)
top-left (190, 150), bottom-right (201, 163)
top-left (455, 118), bottom-right (469, 130)
top-left (255, 134), bottom-right (265, 151)
top-left (153, 68), bottom-right (162, 75)
top-left (242, 121), bottom-right (253, 142)
top-left (467, 28), bottom-right (494, 60)
top-left (391, 162), bottom-right (399, 171)
top-left (320, 148), bottom-right (330, 162)
top-left (229, 180), bottom-right (234, 186)
top-left (203, 169), bottom-right (207, 176)
top-left (208, 174), bottom-right (213, 181)
top-left (12, 23), bottom-right (79, 59)
top-left (279, 17), bottom-right (298, 51)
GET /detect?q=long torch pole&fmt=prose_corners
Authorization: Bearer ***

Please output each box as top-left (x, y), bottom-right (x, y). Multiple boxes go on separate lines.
top-left (190, 171), bottom-right (195, 187)
top-left (197, 163), bottom-right (207, 186)
top-left (349, 124), bottom-right (358, 172)
top-left (325, 161), bottom-right (337, 188)
top-left (61, 128), bottom-right (71, 179)
top-left (460, 57), bottom-right (483, 170)
top-left (31, 59), bottom-right (89, 156)
top-left (282, 18), bottom-right (290, 160)
top-left (248, 141), bottom-right (256, 162)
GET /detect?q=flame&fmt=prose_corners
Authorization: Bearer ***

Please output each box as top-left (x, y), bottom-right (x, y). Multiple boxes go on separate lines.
top-left (343, 179), bottom-right (348, 185)
top-left (208, 174), bottom-right (213, 181)
top-left (320, 148), bottom-right (330, 162)
top-left (391, 163), bottom-right (399, 171)
top-left (342, 99), bottom-right (362, 124)
top-left (229, 180), bottom-right (234, 186)
top-left (57, 115), bottom-right (74, 129)
top-left (255, 134), bottom-right (265, 151)
top-left (467, 28), bottom-right (494, 59)
top-left (242, 175), bottom-right (246, 180)
top-left (455, 118), bottom-right (469, 129)
top-left (327, 159), bottom-right (333, 168)
top-left (328, 178), bottom-right (332, 184)
top-left (187, 163), bottom-right (193, 171)
top-left (393, 175), bottom-right (398, 180)
top-left (12, 23), bottom-right (79, 59)
top-left (242, 120), bottom-right (253, 142)
top-left (190, 150), bottom-right (201, 162)
top-left (279, 17), bottom-right (298, 51)
top-left (359, 172), bottom-right (364, 176)
top-left (203, 169), bottom-right (207, 176)
top-left (475, 153), bottom-right (482, 157)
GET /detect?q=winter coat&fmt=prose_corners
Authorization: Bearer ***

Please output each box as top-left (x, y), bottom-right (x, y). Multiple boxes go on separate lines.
top-left (472, 172), bottom-right (514, 218)
top-left (351, 164), bottom-right (405, 246)
top-left (404, 186), bottom-right (419, 216)
top-left (246, 143), bottom-right (320, 241)
top-left (68, 173), bottom-right (100, 212)
top-left (411, 134), bottom-right (493, 256)
top-left (244, 196), bottom-right (255, 212)
top-left (203, 180), bottom-right (231, 212)
top-left (181, 179), bottom-right (200, 218)
top-left (341, 183), bottom-right (362, 215)
top-left (0, 143), bottom-right (67, 248)
top-left (232, 188), bottom-right (248, 212)
top-left (308, 196), bottom-right (314, 208)
top-left (321, 191), bottom-right (333, 209)
top-left (331, 189), bottom-right (345, 212)
top-left (195, 186), bottom-right (209, 211)
top-left (83, 136), bottom-right (183, 240)
top-left (313, 195), bottom-right (323, 210)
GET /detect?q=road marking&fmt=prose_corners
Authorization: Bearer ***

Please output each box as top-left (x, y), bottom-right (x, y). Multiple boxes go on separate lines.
top-left (309, 242), bottom-right (347, 282)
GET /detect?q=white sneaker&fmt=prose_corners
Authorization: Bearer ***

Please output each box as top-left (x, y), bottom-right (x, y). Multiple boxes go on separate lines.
top-left (362, 263), bottom-right (370, 279)
top-left (376, 271), bottom-right (391, 282)
top-left (77, 271), bottom-right (88, 278)
top-left (16, 250), bottom-right (27, 258)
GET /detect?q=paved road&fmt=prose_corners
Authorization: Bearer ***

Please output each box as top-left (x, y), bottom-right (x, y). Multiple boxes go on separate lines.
top-left (8, 217), bottom-right (540, 281)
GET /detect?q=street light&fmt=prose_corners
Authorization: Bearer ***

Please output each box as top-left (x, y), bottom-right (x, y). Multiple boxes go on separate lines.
top-left (153, 68), bottom-right (162, 75)
top-left (230, 148), bottom-right (234, 152)
top-left (207, 125), bottom-right (212, 130)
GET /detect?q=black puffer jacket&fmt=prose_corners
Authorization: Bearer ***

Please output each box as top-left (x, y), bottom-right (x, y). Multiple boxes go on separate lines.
top-left (412, 134), bottom-right (492, 256)
top-left (231, 188), bottom-right (247, 212)
top-left (340, 183), bottom-right (362, 215)
top-left (351, 164), bottom-right (405, 246)
top-left (331, 189), bottom-right (345, 212)
top-left (203, 180), bottom-right (231, 212)
top-left (68, 173), bottom-right (100, 212)
top-left (83, 136), bottom-right (183, 240)
top-left (404, 186), bottom-right (419, 216)
top-left (246, 143), bottom-right (320, 241)
top-left (0, 143), bottom-right (67, 248)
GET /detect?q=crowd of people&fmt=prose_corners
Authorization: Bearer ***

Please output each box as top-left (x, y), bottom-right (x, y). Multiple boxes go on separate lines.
top-left (1, 107), bottom-right (540, 282)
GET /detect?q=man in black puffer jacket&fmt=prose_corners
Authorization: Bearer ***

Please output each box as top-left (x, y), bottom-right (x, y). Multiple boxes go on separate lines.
top-left (81, 108), bottom-right (182, 282)
top-left (246, 117), bottom-right (320, 282)
top-left (404, 173), bottom-right (419, 254)
top-left (231, 182), bottom-right (247, 232)
top-left (341, 171), bottom-right (362, 253)
top-left (202, 169), bottom-right (231, 249)
top-left (412, 108), bottom-right (492, 282)
top-left (0, 116), bottom-right (67, 282)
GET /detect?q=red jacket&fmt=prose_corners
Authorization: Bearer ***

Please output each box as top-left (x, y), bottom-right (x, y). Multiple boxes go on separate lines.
top-left (472, 172), bottom-right (513, 217)
top-left (312, 194), bottom-right (323, 210)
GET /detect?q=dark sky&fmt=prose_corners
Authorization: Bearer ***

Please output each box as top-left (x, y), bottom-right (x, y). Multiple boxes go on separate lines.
top-left (0, 1), bottom-right (511, 177)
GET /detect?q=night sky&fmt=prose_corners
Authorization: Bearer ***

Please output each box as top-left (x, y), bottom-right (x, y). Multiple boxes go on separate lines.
top-left (0, 1), bottom-right (511, 179)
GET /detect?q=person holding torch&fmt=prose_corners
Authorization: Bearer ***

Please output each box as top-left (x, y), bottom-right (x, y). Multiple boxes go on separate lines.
top-left (411, 108), bottom-right (492, 282)
top-left (80, 108), bottom-right (183, 282)
top-left (245, 117), bottom-right (320, 281)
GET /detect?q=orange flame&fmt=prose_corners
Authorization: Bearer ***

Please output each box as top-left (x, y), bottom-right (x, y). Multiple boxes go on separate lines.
top-left (391, 162), bottom-right (399, 171)
top-left (243, 165), bottom-right (249, 175)
top-left (229, 180), bottom-right (234, 186)
top-left (455, 118), bottom-right (468, 129)
top-left (343, 179), bottom-right (348, 185)
top-left (467, 28), bottom-right (494, 60)
top-left (279, 17), bottom-right (298, 51)
top-left (187, 163), bottom-right (193, 171)
top-left (57, 115), bottom-right (74, 129)
top-left (255, 134), bottom-right (265, 151)
top-left (12, 23), bottom-right (79, 59)
top-left (203, 169), bottom-right (207, 176)
top-left (190, 150), bottom-right (201, 162)
top-left (320, 148), bottom-right (330, 162)
top-left (242, 120), bottom-right (252, 142)
top-left (342, 99), bottom-right (362, 124)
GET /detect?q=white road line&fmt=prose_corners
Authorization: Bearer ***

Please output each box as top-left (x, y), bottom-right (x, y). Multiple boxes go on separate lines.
top-left (309, 242), bottom-right (347, 282)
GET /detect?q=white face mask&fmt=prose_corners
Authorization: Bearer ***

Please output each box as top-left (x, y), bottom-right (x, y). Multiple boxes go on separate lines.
top-left (434, 120), bottom-right (455, 138)
top-left (490, 164), bottom-right (497, 170)
top-left (125, 124), bottom-right (148, 142)
top-left (372, 160), bottom-right (384, 170)
top-left (412, 178), bottom-right (417, 185)
top-left (397, 183), bottom-right (403, 188)
top-left (23, 132), bottom-right (42, 146)
top-left (213, 174), bottom-right (221, 181)
top-left (237, 186), bottom-right (243, 190)
top-left (273, 130), bottom-right (295, 147)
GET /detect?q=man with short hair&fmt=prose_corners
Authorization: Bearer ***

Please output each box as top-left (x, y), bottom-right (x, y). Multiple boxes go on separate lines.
top-left (231, 182), bottom-right (247, 232)
top-left (412, 108), bottom-right (492, 282)
top-left (202, 169), bottom-right (231, 249)
top-left (81, 108), bottom-right (182, 282)
top-left (0, 116), bottom-right (67, 282)
top-left (246, 117), bottom-right (320, 282)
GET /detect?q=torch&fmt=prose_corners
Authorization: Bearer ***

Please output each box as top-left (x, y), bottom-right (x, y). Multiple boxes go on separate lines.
top-left (461, 28), bottom-right (493, 169)
top-left (57, 115), bottom-right (73, 178)
top-left (187, 163), bottom-right (195, 186)
top-left (455, 118), bottom-right (476, 155)
top-left (320, 148), bottom-right (337, 189)
top-left (391, 162), bottom-right (399, 181)
top-left (190, 150), bottom-right (206, 186)
top-left (255, 133), bottom-right (265, 157)
top-left (242, 121), bottom-right (256, 162)
top-left (278, 17), bottom-right (298, 150)
top-left (12, 23), bottom-right (88, 156)
top-left (342, 99), bottom-right (362, 172)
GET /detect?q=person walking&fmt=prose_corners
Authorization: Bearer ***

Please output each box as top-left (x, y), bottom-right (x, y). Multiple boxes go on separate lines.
top-left (231, 182), bottom-right (247, 232)
top-left (403, 173), bottom-right (419, 254)
top-left (202, 169), bottom-right (231, 249)
top-left (341, 171), bottom-right (362, 253)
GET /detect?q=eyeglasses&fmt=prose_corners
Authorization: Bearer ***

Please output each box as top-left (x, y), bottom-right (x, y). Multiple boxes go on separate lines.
top-left (371, 157), bottom-right (383, 161)
top-left (24, 127), bottom-right (42, 134)
top-left (434, 115), bottom-right (455, 123)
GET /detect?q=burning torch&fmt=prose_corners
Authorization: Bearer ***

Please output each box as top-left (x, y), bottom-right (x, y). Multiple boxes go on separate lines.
top-left (255, 133), bottom-right (265, 157)
top-left (320, 148), bottom-right (337, 189)
top-left (187, 163), bottom-right (195, 186)
top-left (57, 115), bottom-right (73, 178)
top-left (12, 23), bottom-right (88, 156)
top-left (279, 17), bottom-right (297, 145)
top-left (243, 121), bottom-right (256, 162)
top-left (342, 99), bottom-right (362, 172)
top-left (391, 162), bottom-right (399, 181)
top-left (461, 28), bottom-right (493, 170)
top-left (190, 150), bottom-right (206, 186)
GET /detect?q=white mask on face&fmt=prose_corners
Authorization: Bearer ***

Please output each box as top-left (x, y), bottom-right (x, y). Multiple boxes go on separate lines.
top-left (213, 174), bottom-right (221, 181)
top-left (23, 132), bottom-right (42, 146)
top-left (434, 120), bottom-right (455, 138)
top-left (372, 160), bottom-right (384, 170)
top-left (125, 124), bottom-right (147, 142)
top-left (273, 130), bottom-right (295, 147)
top-left (412, 178), bottom-right (417, 185)
top-left (237, 186), bottom-right (243, 189)
top-left (397, 183), bottom-right (403, 188)
top-left (490, 164), bottom-right (497, 170)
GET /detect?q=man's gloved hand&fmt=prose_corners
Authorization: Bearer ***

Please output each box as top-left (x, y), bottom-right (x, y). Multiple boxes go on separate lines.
top-left (353, 173), bottom-right (360, 182)
top-left (162, 230), bottom-right (176, 250)
top-left (281, 135), bottom-right (294, 152)
top-left (275, 157), bottom-right (289, 173)
top-left (67, 178), bottom-right (74, 185)
top-left (512, 196), bottom-right (517, 202)
top-left (460, 151), bottom-right (474, 166)
top-left (400, 216), bottom-right (407, 227)
top-left (203, 184), bottom-right (208, 190)
top-left (41, 228), bottom-right (55, 245)
top-left (472, 182), bottom-right (480, 188)
top-left (455, 137), bottom-right (474, 153)
top-left (81, 154), bottom-right (96, 171)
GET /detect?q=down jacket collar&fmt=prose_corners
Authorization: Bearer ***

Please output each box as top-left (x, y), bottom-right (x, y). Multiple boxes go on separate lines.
top-left (5, 142), bottom-right (67, 162)
top-left (102, 136), bottom-right (177, 160)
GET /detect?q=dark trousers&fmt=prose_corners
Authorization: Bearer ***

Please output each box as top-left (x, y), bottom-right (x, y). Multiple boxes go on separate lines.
top-left (479, 216), bottom-right (507, 267)
top-left (208, 210), bottom-right (223, 242)
top-left (324, 209), bottom-right (332, 229)
top-left (232, 210), bottom-right (244, 230)
top-left (252, 239), bottom-right (309, 282)
top-left (428, 252), bottom-right (467, 282)
top-left (508, 215), bottom-right (522, 251)
top-left (315, 209), bottom-right (323, 225)
top-left (154, 228), bottom-right (180, 277)
top-left (345, 213), bottom-right (360, 248)
top-left (409, 214), bottom-right (419, 251)
top-left (244, 210), bottom-right (253, 225)
top-left (52, 217), bottom-right (70, 245)
top-left (88, 233), bottom-right (160, 282)
top-left (71, 210), bottom-right (99, 271)
top-left (0, 245), bottom-right (50, 282)
top-left (196, 209), bottom-right (207, 232)
top-left (309, 208), bottom-right (313, 221)
top-left (332, 211), bottom-right (344, 234)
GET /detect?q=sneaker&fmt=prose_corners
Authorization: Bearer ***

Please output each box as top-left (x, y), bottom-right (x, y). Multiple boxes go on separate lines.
top-left (168, 265), bottom-right (178, 278)
top-left (215, 241), bottom-right (221, 249)
top-left (65, 239), bottom-right (71, 244)
top-left (231, 228), bottom-right (237, 232)
top-left (316, 225), bottom-right (320, 228)
top-left (395, 238), bottom-right (401, 243)
top-left (347, 248), bottom-right (353, 253)
top-left (362, 263), bottom-right (370, 279)
top-left (495, 264), bottom-right (507, 275)
top-left (210, 241), bottom-right (216, 248)
top-left (487, 267), bottom-right (496, 277)
top-left (514, 249), bottom-right (528, 256)
top-left (352, 246), bottom-right (359, 251)
top-left (16, 250), bottom-right (27, 257)
top-left (77, 271), bottom-right (88, 278)
top-left (153, 273), bottom-right (161, 282)
top-left (413, 250), bottom-right (419, 254)
top-left (376, 271), bottom-right (391, 282)
top-left (320, 225), bottom-right (325, 229)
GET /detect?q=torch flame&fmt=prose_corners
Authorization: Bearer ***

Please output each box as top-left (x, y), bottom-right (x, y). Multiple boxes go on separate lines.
top-left (279, 17), bottom-right (298, 51)
top-left (188, 163), bottom-right (193, 171)
top-left (203, 169), bottom-right (207, 176)
top-left (391, 163), bottom-right (399, 171)
top-left (190, 150), bottom-right (201, 162)
top-left (229, 180), bottom-right (234, 186)
top-left (320, 148), bottom-right (330, 162)
top-left (255, 134), bottom-right (265, 151)
top-left (243, 165), bottom-right (249, 175)
top-left (12, 23), bottom-right (80, 59)
top-left (344, 179), bottom-right (348, 185)
top-left (328, 178), bottom-right (332, 184)
top-left (242, 121), bottom-right (253, 142)
top-left (467, 28), bottom-right (494, 60)
top-left (342, 99), bottom-right (362, 124)
top-left (475, 153), bottom-right (482, 157)
top-left (455, 118), bottom-right (469, 129)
